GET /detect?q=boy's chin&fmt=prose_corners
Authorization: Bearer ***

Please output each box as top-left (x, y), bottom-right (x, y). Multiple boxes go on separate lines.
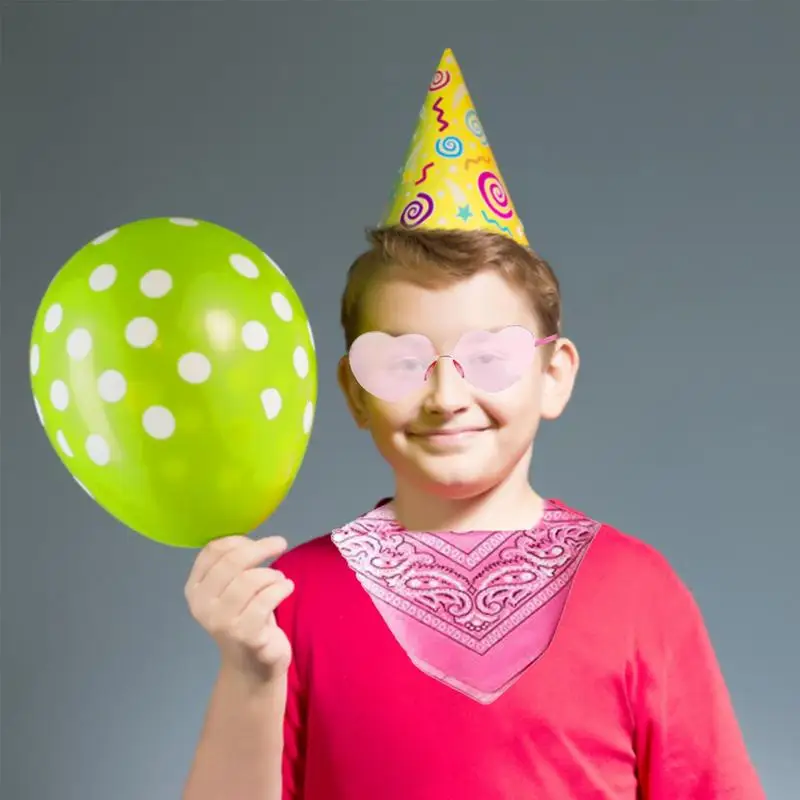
top-left (411, 463), bottom-right (501, 501)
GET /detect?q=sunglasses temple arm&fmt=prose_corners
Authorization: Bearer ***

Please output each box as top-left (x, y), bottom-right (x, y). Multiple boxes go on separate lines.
top-left (534, 334), bottom-right (559, 346)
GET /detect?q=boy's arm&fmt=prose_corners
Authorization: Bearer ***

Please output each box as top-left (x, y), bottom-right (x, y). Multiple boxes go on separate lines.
top-left (182, 666), bottom-right (287, 800)
top-left (631, 571), bottom-right (764, 799)
top-left (183, 552), bottom-right (306, 800)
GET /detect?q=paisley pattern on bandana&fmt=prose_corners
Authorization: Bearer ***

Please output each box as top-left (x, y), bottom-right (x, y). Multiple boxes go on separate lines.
top-left (331, 499), bottom-right (601, 702)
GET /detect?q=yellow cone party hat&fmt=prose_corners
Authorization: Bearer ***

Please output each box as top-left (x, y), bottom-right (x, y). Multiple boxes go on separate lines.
top-left (380, 48), bottom-right (529, 247)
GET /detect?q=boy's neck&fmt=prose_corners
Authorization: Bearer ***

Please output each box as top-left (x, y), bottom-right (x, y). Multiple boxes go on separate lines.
top-left (391, 464), bottom-right (545, 534)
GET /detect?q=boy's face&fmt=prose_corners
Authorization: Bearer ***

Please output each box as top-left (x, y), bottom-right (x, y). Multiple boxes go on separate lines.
top-left (338, 270), bottom-right (579, 500)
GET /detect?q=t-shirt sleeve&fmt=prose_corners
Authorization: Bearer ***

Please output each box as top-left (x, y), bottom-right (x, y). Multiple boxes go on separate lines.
top-left (631, 562), bottom-right (764, 799)
top-left (271, 551), bottom-right (307, 800)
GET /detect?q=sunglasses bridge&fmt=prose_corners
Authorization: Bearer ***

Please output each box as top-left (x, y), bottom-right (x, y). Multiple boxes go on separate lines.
top-left (423, 355), bottom-right (466, 382)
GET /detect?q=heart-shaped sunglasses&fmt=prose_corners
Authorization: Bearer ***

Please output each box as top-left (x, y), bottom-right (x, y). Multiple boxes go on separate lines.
top-left (348, 326), bottom-right (557, 402)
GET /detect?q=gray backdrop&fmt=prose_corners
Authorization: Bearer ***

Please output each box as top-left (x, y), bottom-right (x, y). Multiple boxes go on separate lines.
top-left (3, 4), bottom-right (798, 799)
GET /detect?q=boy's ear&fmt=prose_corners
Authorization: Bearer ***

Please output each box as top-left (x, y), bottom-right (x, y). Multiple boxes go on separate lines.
top-left (540, 337), bottom-right (580, 421)
top-left (337, 355), bottom-right (369, 429)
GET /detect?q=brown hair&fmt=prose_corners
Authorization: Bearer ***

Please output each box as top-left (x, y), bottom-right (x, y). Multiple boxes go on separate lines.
top-left (340, 226), bottom-right (562, 349)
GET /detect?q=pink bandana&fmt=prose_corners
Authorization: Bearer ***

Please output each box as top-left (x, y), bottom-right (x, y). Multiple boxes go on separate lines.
top-left (331, 499), bottom-right (600, 703)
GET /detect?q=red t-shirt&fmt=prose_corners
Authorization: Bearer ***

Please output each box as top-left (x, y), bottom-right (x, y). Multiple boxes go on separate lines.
top-left (273, 500), bottom-right (763, 799)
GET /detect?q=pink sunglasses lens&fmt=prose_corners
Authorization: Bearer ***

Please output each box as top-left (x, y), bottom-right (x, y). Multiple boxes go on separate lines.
top-left (349, 332), bottom-right (436, 401)
top-left (452, 327), bottom-right (537, 392)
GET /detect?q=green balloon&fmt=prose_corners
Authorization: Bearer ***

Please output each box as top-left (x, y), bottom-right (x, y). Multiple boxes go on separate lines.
top-left (29, 218), bottom-right (317, 548)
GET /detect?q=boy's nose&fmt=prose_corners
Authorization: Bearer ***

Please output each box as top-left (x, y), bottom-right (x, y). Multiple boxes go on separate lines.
top-left (423, 357), bottom-right (471, 413)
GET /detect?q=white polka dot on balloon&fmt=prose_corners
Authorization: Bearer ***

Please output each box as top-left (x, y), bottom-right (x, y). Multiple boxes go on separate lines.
top-left (260, 388), bottom-right (282, 420)
top-left (143, 406), bottom-right (176, 439)
top-left (241, 321), bottom-right (269, 351)
top-left (66, 328), bottom-right (93, 361)
top-left (86, 434), bottom-right (111, 466)
top-left (293, 346), bottom-right (309, 379)
top-left (170, 218), bottom-right (199, 227)
top-left (229, 253), bottom-right (259, 279)
top-left (30, 344), bottom-right (40, 376)
top-left (92, 228), bottom-right (118, 245)
top-left (271, 292), bottom-right (293, 322)
top-left (97, 369), bottom-right (127, 403)
top-left (307, 321), bottom-right (315, 351)
top-left (125, 317), bottom-right (158, 348)
top-left (56, 430), bottom-right (74, 457)
top-left (50, 380), bottom-right (69, 410)
top-left (89, 264), bottom-right (117, 291)
top-left (178, 353), bottom-right (212, 384)
top-left (140, 269), bottom-right (173, 298)
top-left (33, 397), bottom-right (44, 426)
top-left (303, 401), bottom-right (314, 434)
top-left (44, 304), bottom-right (63, 333)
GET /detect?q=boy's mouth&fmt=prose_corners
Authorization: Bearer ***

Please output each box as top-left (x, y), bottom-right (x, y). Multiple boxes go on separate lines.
top-left (409, 426), bottom-right (490, 446)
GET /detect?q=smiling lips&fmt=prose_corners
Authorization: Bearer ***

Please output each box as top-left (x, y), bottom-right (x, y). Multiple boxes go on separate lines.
top-left (411, 427), bottom-right (489, 443)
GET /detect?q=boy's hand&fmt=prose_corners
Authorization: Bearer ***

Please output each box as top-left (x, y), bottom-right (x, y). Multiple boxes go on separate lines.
top-left (185, 536), bottom-right (294, 683)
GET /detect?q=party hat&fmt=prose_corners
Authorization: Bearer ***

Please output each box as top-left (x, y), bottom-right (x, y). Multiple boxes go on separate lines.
top-left (380, 48), bottom-right (529, 247)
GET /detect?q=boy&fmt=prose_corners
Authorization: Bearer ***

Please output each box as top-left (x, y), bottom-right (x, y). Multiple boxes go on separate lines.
top-left (183, 50), bottom-right (763, 799)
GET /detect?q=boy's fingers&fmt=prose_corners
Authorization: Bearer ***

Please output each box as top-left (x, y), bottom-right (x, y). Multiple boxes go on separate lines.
top-left (189, 536), bottom-right (288, 589)
top-left (236, 579), bottom-right (296, 638)
top-left (217, 567), bottom-right (289, 617)
top-left (187, 535), bottom-right (248, 587)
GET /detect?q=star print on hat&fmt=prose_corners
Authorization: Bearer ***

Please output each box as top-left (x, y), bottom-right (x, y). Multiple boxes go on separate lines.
top-left (380, 48), bottom-right (529, 247)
